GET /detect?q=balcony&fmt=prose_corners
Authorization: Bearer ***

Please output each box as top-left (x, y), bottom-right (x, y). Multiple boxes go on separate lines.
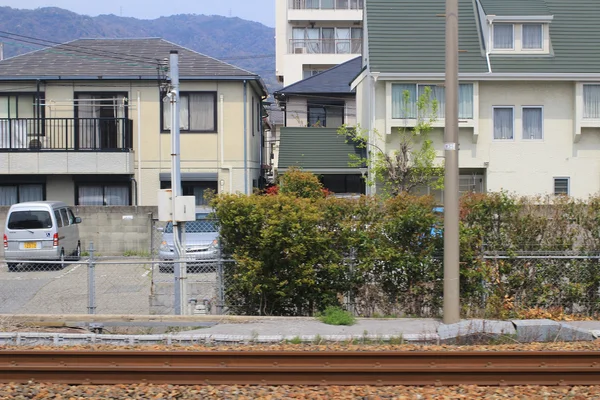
top-left (288, 0), bottom-right (363, 21)
top-left (0, 118), bottom-right (133, 151)
top-left (290, 0), bottom-right (363, 10)
top-left (0, 118), bottom-right (134, 175)
top-left (289, 39), bottom-right (362, 55)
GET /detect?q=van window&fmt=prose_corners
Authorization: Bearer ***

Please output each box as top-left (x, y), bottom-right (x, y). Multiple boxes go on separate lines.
top-left (60, 208), bottom-right (70, 226)
top-left (54, 210), bottom-right (63, 228)
top-left (67, 208), bottom-right (76, 224)
top-left (7, 211), bottom-right (53, 230)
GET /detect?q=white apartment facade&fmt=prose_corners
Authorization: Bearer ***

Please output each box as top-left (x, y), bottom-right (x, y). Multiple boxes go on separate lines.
top-left (275, 0), bottom-right (364, 86)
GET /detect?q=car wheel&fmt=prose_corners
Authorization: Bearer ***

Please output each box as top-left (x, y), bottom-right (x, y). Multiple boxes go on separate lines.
top-left (7, 263), bottom-right (17, 272)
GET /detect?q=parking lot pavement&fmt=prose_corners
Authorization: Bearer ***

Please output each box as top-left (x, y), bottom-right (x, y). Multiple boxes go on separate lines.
top-left (0, 260), bottom-right (220, 315)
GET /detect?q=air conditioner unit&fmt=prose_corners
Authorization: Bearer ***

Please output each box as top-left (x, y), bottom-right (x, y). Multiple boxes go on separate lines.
top-left (294, 47), bottom-right (307, 54)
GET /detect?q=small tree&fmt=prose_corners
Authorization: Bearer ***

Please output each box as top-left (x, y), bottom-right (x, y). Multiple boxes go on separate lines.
top-left (339, 86), bottom-right (444, 196)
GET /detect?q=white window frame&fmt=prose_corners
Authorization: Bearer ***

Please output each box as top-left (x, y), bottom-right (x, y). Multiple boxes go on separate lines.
top-left (390, 83), bottom-right (474, 120)
top-left (583, 84), bottom-right (600, 120)
top-left (492, 24), bottom-right (515, 50)
top-left (553, 177), bottom-right (570, 196)
top-left (521, 24), bottom-right (543, 50)
top-left (521, 106), bottom-right (544, 140)
top-left (492, 106), bottom-right (515, 141)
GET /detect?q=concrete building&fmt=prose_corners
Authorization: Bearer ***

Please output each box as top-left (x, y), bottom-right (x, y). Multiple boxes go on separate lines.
top-left (0, 38), bottom-right (267, 206)
top-left (354, 0), bottom-right (600, 199)
top-left (275, 0), bottom-right (364, 86)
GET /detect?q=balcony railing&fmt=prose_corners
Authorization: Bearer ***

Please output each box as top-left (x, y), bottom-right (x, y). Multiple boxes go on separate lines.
top-left (289, 38), bottom-right (362, 54)
top-left (0, 118), bottom-right (133, 151)
top-left (290, 0), bottom-right (363, 10)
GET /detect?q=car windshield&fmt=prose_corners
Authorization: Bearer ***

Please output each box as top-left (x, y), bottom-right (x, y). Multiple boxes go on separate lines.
top-left (164, 213), bottom-right (217, 233)
top-left (7, 210), bottom-right (52, 230)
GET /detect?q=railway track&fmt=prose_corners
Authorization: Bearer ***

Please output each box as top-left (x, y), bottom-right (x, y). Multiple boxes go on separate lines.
top-left (2, 350), bottom-right (600, 386)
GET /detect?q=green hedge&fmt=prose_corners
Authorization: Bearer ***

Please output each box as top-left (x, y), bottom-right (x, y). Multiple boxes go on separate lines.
top-left (212, 185), bottom-right (600, 317)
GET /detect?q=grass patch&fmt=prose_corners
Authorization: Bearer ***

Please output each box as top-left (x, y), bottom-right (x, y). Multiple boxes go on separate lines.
top-left (123, 250), bottom-right (151, 257)
top-left (317, 306), bottom-right (356, 326)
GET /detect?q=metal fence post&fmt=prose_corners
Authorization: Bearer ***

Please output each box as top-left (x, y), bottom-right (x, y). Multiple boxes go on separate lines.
top-left (216, 245), bottom-right (224, 315)
top-left (87, 241), bottom-right (96, 314)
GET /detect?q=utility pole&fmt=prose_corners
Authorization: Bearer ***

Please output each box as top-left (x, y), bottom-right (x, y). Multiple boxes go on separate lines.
top-left (443, 0), bottom-right (460, 324)
top-left (169, 50), bottom-right (186, 315)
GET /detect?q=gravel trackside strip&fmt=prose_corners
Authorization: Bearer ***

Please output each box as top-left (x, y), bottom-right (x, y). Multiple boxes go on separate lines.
top-left (1, 383), bottom-right (599, 399)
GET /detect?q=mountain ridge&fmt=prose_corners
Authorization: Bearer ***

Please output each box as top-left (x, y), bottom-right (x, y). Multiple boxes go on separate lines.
top-left (0, 6), bottom-right (279, 92)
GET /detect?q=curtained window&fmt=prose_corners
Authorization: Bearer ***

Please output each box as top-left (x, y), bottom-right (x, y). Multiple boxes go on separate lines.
top-left (0, 184), bottom-right (43, 206)
top-left (584, 85), bottom-right (600, 119)
top-left (493, 24), bottom-right (514, 49)
top-left (493, 107), bottom-right (514, 140)
top-left (522, 24), bottom-right (543, 49)
top-left (392, 83), bottom-right (474, 119)
top-left (162, 92), bottom-right (216, 132)
top-left (522, 107), bottom-right (543, 140)
top-left (78, 184), bottom-right (130, 205)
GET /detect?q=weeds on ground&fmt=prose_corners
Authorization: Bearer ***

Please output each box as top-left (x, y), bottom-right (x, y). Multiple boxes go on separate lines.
top-left (317, 306), bottom-right (356, 326)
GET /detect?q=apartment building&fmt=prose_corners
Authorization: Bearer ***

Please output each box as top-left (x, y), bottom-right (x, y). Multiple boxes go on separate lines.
top-left (275, 0), bottom-right (364, 86)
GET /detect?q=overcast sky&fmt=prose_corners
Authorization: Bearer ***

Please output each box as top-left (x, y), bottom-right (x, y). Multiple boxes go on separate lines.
top-left (2, 0), bottom-right (276, 27)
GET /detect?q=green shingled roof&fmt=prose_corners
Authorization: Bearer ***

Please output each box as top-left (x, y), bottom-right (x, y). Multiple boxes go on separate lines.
top-left (366, 0), bottom-right (488, 74)
top-left (278, 128), bottom-right (363, 171)
top-left (479, 0), bottom-right (551, 16)
top-left (366, 0), bottom-right (600, 75)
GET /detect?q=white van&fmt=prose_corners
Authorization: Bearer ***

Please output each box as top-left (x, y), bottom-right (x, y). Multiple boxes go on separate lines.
top-left (3, 201), bottom-right (82, 271)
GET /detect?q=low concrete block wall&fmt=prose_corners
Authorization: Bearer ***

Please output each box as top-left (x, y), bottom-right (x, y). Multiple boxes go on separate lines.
top-left (0, 206), bottom-right (158, 257)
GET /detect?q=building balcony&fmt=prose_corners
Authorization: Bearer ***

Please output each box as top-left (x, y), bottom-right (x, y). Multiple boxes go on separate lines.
top-left (0, 118), bottom-right (134, 175)
top-left (289, 39), bottom-right (362, 55)
top-left (288, 0), bottom-right (363, 21)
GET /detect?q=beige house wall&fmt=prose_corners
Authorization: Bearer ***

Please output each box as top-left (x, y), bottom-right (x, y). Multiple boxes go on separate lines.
top-left (0, 79), bottom-right (265, 205)
top-left (360, 78), bottom-right (600, 198)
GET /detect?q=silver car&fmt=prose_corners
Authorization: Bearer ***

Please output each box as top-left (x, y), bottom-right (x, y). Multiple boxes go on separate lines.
top-left (158, 209), bottom-right (219, 273)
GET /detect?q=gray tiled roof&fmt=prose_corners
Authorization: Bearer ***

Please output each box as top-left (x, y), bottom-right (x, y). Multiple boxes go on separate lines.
top-left (0, 38), bottom-right (260, 80)
top-left (275, 57), bottom-right (361, 96)
top-left (365, 0), bottom-right (600, 75)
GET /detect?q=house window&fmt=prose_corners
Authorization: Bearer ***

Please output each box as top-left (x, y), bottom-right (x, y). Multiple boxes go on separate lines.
top-left (583, 84), bottom-right (600, 119)
top-left (307, 101), bottom-right (344, 127)
top-left (162, 92), bottom-right (217, 132)
top-left (522, 24), bottom-right (543, 49)
top-left (493, 24), bottom-right (514, 49)
top-left (292, 27), bottom-right (362, 54)
top-left (522, 107), bottom-right (543, 140)
top-left (77, 184), bottom-right (130, 205)
top-left (0, 184), bottom-right (44, 206)
top-left (391, 83), bottom-right (474, 119)
top-left (554, 178), bottom-right (569, 196)
top-left (493, 107), bottom-right (514, 140)
top-left (160, 181), bottom-right (218, 206)
top-left (320, 174), bottom-right (365, 194)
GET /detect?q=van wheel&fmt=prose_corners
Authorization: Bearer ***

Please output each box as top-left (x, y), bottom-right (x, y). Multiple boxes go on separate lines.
top-left (7, 263), bottom-right (17, 272)
top-left (56, 249), bottom-right (66, 270)
top-left (74, 243), bottom-right (81, 261)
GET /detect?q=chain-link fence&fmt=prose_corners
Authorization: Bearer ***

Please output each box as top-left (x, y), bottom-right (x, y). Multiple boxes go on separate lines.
top-left (0, 216), bottom-right (229, 316)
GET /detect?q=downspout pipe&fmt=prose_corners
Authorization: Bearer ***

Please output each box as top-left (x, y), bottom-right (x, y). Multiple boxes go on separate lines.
top-left (243, 80), bottom-right (248, 195)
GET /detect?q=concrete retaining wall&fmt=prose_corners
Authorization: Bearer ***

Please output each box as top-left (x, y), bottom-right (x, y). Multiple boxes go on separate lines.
top-left (0, 206), bottom-right (158, 257)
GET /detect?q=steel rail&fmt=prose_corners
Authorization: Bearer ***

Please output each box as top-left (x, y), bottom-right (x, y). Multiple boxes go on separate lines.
top-left (2, 350), bottom-right (600, 386)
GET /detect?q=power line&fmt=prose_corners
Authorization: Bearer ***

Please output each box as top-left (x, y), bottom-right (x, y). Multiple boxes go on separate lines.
top-left (0, 30), bottom-right (162, 64)
top-left (0, 35), bottom-right (162, 68)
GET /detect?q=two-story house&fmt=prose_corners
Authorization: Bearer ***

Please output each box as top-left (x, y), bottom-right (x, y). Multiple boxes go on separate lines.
top-left (354, 0), bottom-right (600, 199)
top-left (276, 0), bottom-right (364, 86)
top-left (275, 57), bottom-right (366, 194)
top-left (0, 38), bottom-right (267, 206)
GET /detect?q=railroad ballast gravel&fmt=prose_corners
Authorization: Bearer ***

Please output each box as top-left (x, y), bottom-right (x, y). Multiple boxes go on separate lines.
top-left (1, 383), bottom-right (599, 399)
top-left (3, 340), bottom-right (600, 351)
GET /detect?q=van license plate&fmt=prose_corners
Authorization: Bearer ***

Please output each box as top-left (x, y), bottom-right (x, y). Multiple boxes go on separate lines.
top-left (24, 242), bottom-right (37, 249)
